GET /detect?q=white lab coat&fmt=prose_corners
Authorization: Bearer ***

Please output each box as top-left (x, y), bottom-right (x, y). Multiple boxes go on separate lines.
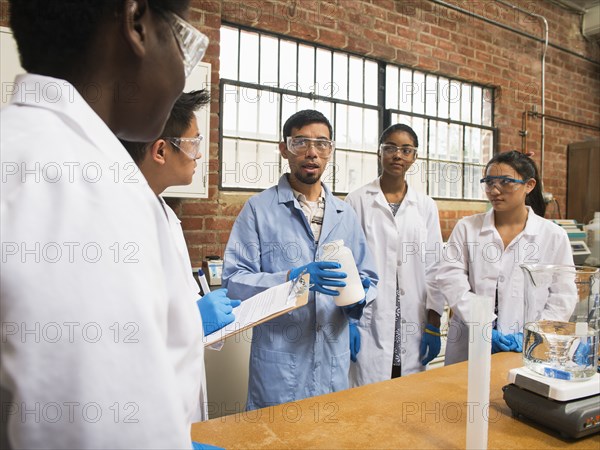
top-left (437, 207), bottom-right (575, 365)
top-left (345, 178), bottom-right (444, 384)
top-left (160, 198), bottom-right (208, 422)
top-left (1, 74), bottom-right (203, 449)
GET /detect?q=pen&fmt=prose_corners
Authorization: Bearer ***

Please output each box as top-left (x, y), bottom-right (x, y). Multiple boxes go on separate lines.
top-left (198, 268), bottom-right (211, 296)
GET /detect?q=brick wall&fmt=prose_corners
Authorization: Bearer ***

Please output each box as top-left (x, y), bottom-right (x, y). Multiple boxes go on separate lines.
top-left (2, 0), bottom-right (599, 252)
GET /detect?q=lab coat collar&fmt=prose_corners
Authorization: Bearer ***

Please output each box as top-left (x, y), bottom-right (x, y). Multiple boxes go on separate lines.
top-left (276, 174), bottom-right (342, 212)
top-left (9, 74), bottom-right (134, 164)
top-left (480, 205), bottom-right (540, 236)
top-left (365, 177), bottom-right (417, 210)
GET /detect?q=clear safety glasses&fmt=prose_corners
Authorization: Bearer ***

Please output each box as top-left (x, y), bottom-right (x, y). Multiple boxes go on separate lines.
top-left (166, 136), bottom-right (204, 160)
top-left (379, 144), bottom-right (418, 160)
top-left (286, 137), bottom-right (335, 158)
top-left (480, 176), bottom-right (527, 193)
top-left (162, 11), bottom-right (209, 78)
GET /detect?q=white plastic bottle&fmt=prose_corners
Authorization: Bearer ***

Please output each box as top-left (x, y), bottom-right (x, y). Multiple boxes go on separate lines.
top-left (584, 212), bottom-right (600, 265)
top-left (320, 239), bottom-right (365, 306)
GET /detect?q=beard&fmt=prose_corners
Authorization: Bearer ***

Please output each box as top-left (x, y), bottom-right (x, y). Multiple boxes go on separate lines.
top-left (292, 169), bottom-right (321, 185)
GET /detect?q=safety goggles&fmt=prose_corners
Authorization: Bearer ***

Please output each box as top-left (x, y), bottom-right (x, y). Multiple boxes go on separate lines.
top-left (480, 176), bottom-right (527, 193)
top-left (162, 11), bottom-right (209, 78)
top-left (166, 136), bottom-right (204, 160)
top-left (379, 144), bottom-right (418, 160)
top-left (286, 137), bottom-right (335, 158)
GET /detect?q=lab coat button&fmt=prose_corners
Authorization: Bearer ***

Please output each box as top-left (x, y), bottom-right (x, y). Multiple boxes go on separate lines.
top-left (401, 318), bottom-right (406, 324)
top-left (399, 288), bottom-right (405, 296)
top-left (498, 275), bottom-right (505, 282)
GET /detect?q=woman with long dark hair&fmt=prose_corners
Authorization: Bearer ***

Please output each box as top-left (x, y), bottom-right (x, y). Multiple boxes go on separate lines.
top-left (437, 151), bottom-right (574, 365)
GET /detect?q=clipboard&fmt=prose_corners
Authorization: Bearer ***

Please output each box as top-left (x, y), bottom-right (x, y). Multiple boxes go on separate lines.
top-left (203, 273), bottom-right (310, 347)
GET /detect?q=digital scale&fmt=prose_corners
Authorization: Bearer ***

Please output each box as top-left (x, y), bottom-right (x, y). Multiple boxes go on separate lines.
top-left (503, 367), bottom-right (600, 439)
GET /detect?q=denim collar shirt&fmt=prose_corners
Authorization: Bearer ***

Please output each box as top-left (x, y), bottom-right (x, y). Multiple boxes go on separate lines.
top-left (222, 174), bottom-right (378, 410)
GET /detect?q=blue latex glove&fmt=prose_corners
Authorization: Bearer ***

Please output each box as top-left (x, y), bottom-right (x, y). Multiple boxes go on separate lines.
top-left (420, 324), bottom-right (441, 366)
top-left (574, 339), bottom-right (592, 366)
top-left (192, 441), bottom-right (224, 450)
top-left (504, 332), bottom-right (523, 353)
top-left (491, 329), bottom-right (516, 353)
top-left (349, 322), bottom-right (361, 362)
top-left (196, 289), bottom-right (241, 336)
top-left (342, 278), bottom-right (370, 320)
top-left (289, 261), bottom-right (346, 296)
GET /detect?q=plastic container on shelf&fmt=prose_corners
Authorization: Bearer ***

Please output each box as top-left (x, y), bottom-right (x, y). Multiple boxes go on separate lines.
top-left (584, 212), bottom-right (600, 266)
top-left (320, 240), bottom-right (364, 307)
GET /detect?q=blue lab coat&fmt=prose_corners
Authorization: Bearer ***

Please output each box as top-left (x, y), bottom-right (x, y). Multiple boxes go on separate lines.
top-left (222, 175), bottom-right (378, 410)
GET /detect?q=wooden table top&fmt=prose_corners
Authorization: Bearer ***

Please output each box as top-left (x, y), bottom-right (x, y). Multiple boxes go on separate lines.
top-left (191, 352), bottom-right (600, 449)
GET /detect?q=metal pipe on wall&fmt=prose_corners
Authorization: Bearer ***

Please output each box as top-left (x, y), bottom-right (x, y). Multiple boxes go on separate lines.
top-left (495, 0), bottom-right (549, 188)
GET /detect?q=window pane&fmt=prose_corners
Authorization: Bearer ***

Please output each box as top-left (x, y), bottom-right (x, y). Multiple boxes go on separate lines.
top-left (220, 27), bottom-right (238, 80)
top-left (483, 88), bottom-right (493, 126)
top-left (256, 142), bottom-right (282, 188)
top-left (335, 103), bottom-right (348, 148)
top-left (222, 86), bottom-right (239, 135)
top-left (260, 35), bottom-right (278, 85)
top-left (449, 80), bottom-right (461, 121)
top-left (386, 64), bottom-right (399, 109)
top-left (316, 48), bottom-right (332, 97)
top-left (279, 40), bottom-right (297, 89)
top-left (237, 88), bottom-right (259, 138)
top-left (348, 56), bottom-right (363, 103)
top-left (464, 127), bottom-right (482, 163)
top-left (406, 159), bottom-right (426, 194)
top-left (412, 71), bottom-right (425, 114)
top-left (463, 164), bottom-right (486, 200)
top-left (334, 150), bottom-right (377, 193)
top-left (399, 68), bottom-right (413, 112)
top-left (347, 106), bottom-right (364, 150)
top-left (332, 52), bottom-right (348, 100)
top-left (221, 138), bottom-right (238, 187)
top-left (424, 74), bottom-right (437, 117)
top-left (364, 60), bottom-right (378, 106)
top-left (363, 109), bottom-right (379, 152)
top-left (239, 30), bottom-right (259, 83)
top-left (482, 129), bottom-right (494, 162)
top-left (438, 77), bottom-right (449, 119)
top-left (472, 86), bottom-right (482, 125)
top-left (257, 90), bottom-right (279, 140)
top-left (298, 44), bottom-right (315, 93)
top-left (461, 83), bottom-right (472, 123)
top-left (448, 123), bottom-right (462, 162)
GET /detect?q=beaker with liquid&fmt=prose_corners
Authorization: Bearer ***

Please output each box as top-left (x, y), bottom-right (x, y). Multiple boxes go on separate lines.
top-left (521, 264), bottom-right (599, 381)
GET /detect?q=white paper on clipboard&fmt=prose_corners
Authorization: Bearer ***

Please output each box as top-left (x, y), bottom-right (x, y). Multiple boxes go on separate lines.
top-left (203, 273), bottom-right (309, 347)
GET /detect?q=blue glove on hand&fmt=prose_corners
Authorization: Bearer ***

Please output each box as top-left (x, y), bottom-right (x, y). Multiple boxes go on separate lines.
top-left (504, 332), bottom-right (523, 353)
top-left (192, 441), bottom-right (224, 450)
top-left (420, 324), bottom-right (441, 366)
top-left (196, 289), bottom-right (241, 336)
top-left (289, 261), bottom-right (346, 296)
top-left (342, 278), bottom-right (370, 320)
top-left (574, 339), bottom-right (592, 366)
top-left (491, 329), bottom-right (517, 353)
top-left (349, 322), bottom-right (361, 363)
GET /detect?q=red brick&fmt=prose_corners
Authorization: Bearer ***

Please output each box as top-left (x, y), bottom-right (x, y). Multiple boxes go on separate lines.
top-left (317, 28), bottom-right (347, 48)
top-left (184, 231), bottom-right (218, 245)
top-left (180, 218), bottom-right (205, 231)
top-left (182, 201), bottom-right (219, 216)
top-left (205, 218), bottom-right (235, 230)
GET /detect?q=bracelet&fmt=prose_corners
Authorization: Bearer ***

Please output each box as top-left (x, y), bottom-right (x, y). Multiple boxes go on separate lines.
top-left (425, 328), bottom-right (441, 337)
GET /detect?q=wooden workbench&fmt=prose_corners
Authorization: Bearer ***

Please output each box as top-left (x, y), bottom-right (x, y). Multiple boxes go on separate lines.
top-left (191, 353), bottom-right (600, 448)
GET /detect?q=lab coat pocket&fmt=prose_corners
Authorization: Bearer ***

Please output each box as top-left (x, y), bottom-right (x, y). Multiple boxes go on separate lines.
top-left (330, 350), bottom-right (351, 392)
top-left (249, 346), bottom-right (298, 407)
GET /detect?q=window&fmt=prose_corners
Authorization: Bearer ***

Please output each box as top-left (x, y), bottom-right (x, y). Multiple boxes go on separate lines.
top-left (219, 25), bottom-right (380, 193)
top-left (219, 25), bottom-right (496, 199)
top-left (385, 66), bottom-right (495, 200)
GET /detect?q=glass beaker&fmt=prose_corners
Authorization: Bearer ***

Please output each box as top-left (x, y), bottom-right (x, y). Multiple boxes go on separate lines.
top-left (521, 264), bottom-right (599, 381)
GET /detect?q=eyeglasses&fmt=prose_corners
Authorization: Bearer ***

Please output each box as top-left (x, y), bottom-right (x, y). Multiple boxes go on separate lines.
top-left (165, 136), bottom-right (204, 159)
top-left (379, 144), bottom-right (418, 160)
top-left (480, 176), bottom-right (527, 192)
top-left (286, 137), bottom-right (335, 157)
top-left (162, 11), bottom-right (209, 78)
